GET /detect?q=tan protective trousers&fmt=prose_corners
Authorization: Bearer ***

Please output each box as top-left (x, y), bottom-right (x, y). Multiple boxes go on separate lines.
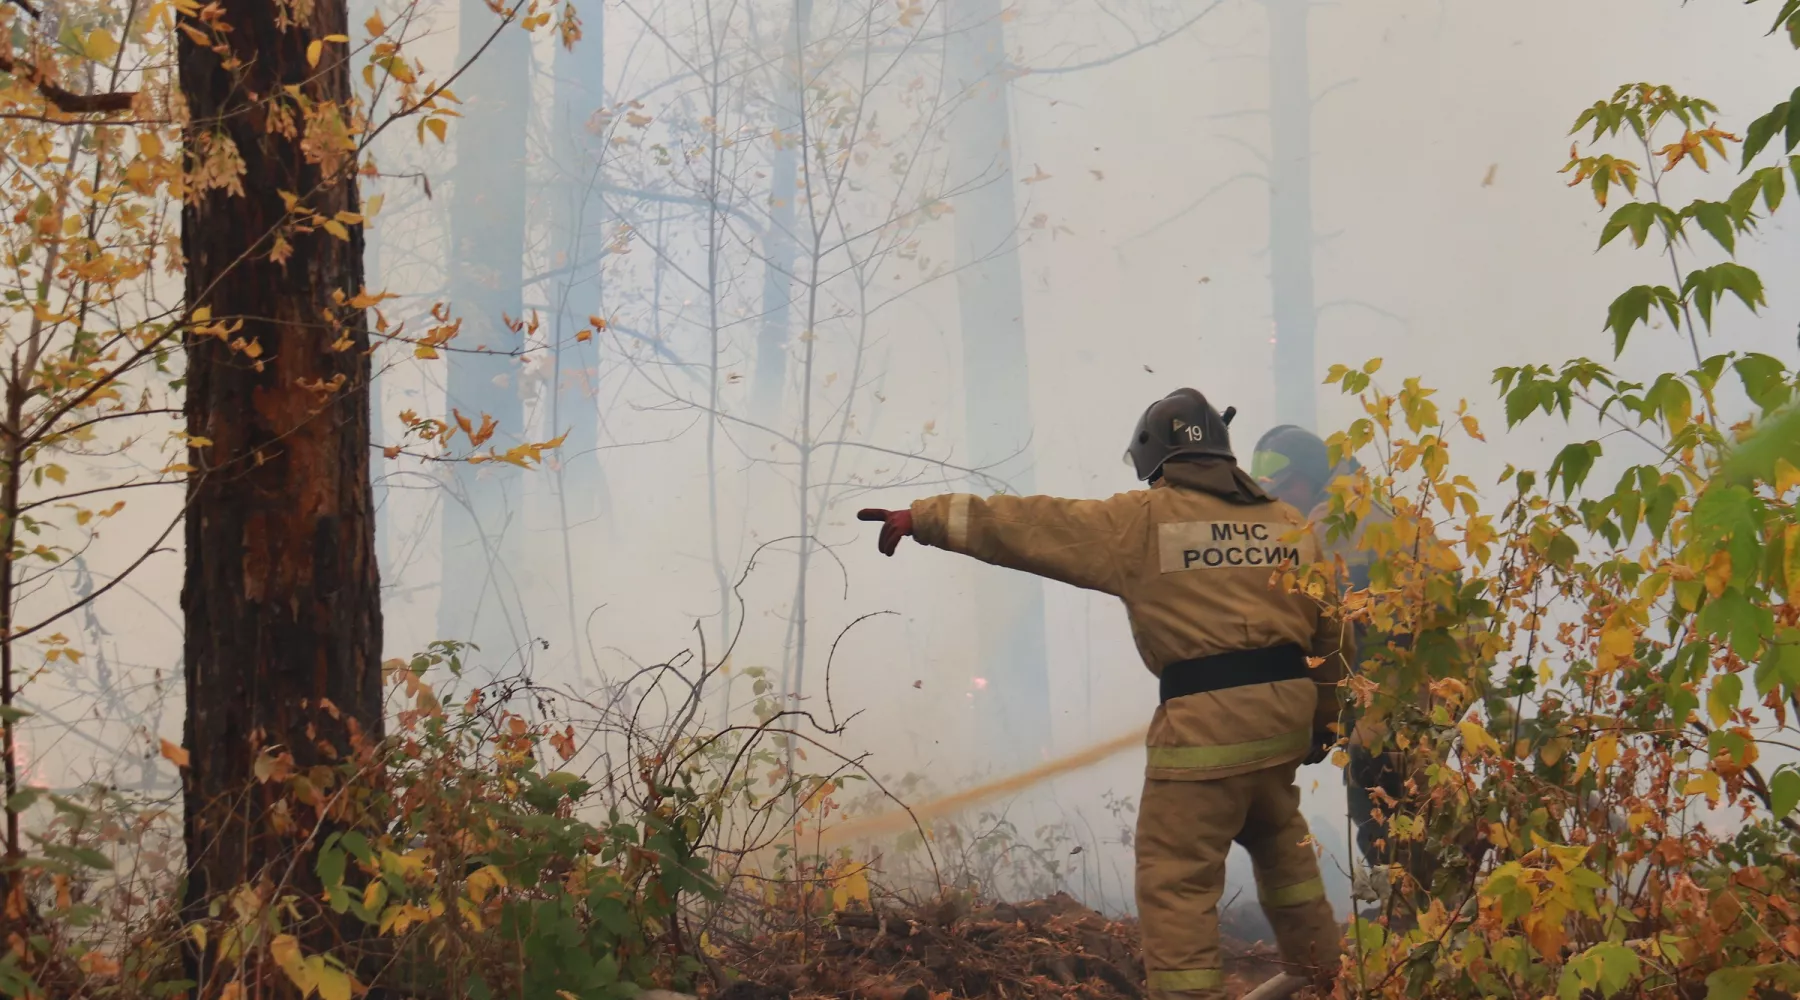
top-left (1136, 761), bottom-right (1342, 1000)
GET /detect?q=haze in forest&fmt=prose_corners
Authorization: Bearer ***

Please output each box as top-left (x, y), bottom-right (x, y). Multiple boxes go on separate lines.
top-left (19, 0), bottom-right (1799, 919)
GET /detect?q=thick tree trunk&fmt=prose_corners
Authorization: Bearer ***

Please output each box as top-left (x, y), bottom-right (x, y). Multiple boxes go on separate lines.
top-left (178, 0), bottom-right (384, 987)
top-left (945, 0), bottom-right (1051, 770)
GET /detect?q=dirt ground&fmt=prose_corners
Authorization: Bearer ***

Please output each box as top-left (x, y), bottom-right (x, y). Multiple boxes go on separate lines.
top-left (716, 892), bottom-right (1304, 1000)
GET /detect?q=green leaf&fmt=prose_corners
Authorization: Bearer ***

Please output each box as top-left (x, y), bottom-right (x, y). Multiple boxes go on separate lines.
top-left (1558, 942), bottom-right (1641, 1000)
top-left (1599, 202), bottom-right (1659, 249)
top-left (1614, 472), bottom-right (1643, 541)
top-left (1603, 285), bottom-right (1679, 356)
top-left (1771, 768), bottom-right (1800, 817)
top-left (1756, 633), bottom-right (1800, 696)
top-left (4, 789), bottom-right (41, 814)
top-left (1698, 589), bottom-right (1775, 660)
top-left (1682, 263), bottom-right (1766, 329)
top-left (1707, 673), bottom-right (1743, 726)
top-left (0, 954), bottom-right (39, 999)
top-left (316, 843), bottom-right (346, 888)
top-left (0, 705), bottom-right (30, 724)
top-left (1548, 441), bottom-right (1602, 498)
top-left (1742, 93), bottom-right (1797, 166)
top-left (1722, 403), bottom-right (1800, 488)
top-left (1685, 200), bottom-right (1736, 255)
top-left (1768, 0), bottom-right (1800, 37)
top-left (40, 843), bottom-right (113, 871)
top-left (1705, 966), bottom-right (1758, 1000)
top-left (339, 830), bottom-right (370, 863)
top-left (1733, 353), bottom-right (1793, 414)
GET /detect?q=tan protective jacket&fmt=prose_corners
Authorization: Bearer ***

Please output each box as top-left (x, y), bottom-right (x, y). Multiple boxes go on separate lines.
top-left (909, 466), bottom-right (1351, 782)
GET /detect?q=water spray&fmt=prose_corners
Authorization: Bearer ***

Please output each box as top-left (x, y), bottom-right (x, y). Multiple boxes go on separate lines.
top-left (817, 727), bottom-right (1146, 850)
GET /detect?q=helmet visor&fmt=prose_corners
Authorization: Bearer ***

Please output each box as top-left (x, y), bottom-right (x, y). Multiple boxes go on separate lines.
top-left (1250, 450), bottom-right (1292, 481)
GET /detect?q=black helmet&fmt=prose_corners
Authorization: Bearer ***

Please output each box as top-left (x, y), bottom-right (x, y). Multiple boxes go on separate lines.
top-left (1126, 388), bottom-right (1237, 482)
top-left (1250, 425), bottom-right (1330, 488)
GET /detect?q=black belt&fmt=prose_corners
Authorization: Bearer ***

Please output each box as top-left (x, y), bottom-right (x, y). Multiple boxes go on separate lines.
top-left (1159, 643), bottom-right (1309, 704)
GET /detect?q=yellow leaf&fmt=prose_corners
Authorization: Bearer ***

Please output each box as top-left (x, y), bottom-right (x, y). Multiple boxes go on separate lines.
top-left (363, 879), bottom-right (387, 913)
top-left (1704, 551), bottom-right (1732, 598)
top-left (315, 964), bottom-right (353, 1000)
top-left (43, 464), bottom-right (66, 484)
top-left (1592, 733), bottom-right (1619, 772)
top-left (1598, 623), bottom-right (1636, 670)
top-left (1776, 458), bottom-right (1800, 494)
top-left (84, 28), bottom-right (121, 64)
top-left (270, 935), bottom-right (312, 993)
top-left (160, 739), bottom-right (189, 768)
top-left (365, 11), bottom-right (386, 35)
top-left (191, 305), bottom-right (212, 323)
top-left (322, 219), bottom-right (350, 240)
top-left (837, 864), bottom-right (871, 907)
top-left (219, 981), bottom-right (243, 1000)
top-left (307, 39), bottom-right (323, 67)
top-left (364, 194), bottom-right (384, 217)
top-left (1682, 770), bottom-right (1722, 806)
top-left (1458, 719), bottom-right (1500, 758)
top-left (426, 117), bottom-right (448, 143)
top-left (1362, 358), bottom-right (1383, 374)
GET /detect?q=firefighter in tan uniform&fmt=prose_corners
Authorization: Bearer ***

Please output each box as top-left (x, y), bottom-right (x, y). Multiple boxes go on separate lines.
top-left (1252, 425), bottom-right (1459, 916)
top-left (858, 390), bottom-right (1351, 999)
top-left (1251, 426), bottom-right (1399, 876)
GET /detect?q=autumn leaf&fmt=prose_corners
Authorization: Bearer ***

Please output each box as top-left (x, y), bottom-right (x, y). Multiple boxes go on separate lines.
top-left (270, 935), bottom-right (312, 993)
top-left (315, 964), bottom-right (353, 1000)
top-left (160, 739), bottom-right (189, 768)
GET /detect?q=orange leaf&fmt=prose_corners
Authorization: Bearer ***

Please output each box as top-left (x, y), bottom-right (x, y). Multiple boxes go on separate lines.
top-left (160, 739), bottom-right (190, 768)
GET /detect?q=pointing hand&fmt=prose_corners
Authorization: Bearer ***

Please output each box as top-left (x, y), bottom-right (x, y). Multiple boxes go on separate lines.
top-left (856, 508), bottom-right (914, 557)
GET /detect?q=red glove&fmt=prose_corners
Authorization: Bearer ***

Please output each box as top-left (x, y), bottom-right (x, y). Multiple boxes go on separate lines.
top-left (857, 508), bottom-right (914, 557)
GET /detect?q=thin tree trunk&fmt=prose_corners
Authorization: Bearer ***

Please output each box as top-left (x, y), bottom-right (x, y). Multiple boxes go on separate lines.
top-left (440, 0), bottom-right (531, 668)
top-left (944, 0), bottom-right (1051, 770)
top-left (1267, 0), bottom-right (1317, 430)
top-left (547, 16), bottom-right (610, 671)
top-left (749, 0), bottom-right (812, 422)
top-left (178, 0), bottom-right (384, 990)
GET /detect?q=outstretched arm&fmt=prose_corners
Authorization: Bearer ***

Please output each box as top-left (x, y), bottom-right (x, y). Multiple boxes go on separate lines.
top-left (904, 492), bottom-right (1146, 596)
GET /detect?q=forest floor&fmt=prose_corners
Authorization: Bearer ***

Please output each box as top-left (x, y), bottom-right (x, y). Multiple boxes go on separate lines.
top-left (717, 892), bottom-right (1302, 1000)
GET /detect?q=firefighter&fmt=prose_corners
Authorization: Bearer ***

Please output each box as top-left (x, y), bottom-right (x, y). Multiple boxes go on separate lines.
top-left (1250, 425), bottom-right (1398, 877)
top-left (858, 389), bottom-right (1350, 1000)
top-left (1252, 426), bottom-right (1451, 917)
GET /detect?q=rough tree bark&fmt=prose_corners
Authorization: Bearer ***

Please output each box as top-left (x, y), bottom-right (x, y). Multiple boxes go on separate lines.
top-left (178, 0), bottom-right (384, 986)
